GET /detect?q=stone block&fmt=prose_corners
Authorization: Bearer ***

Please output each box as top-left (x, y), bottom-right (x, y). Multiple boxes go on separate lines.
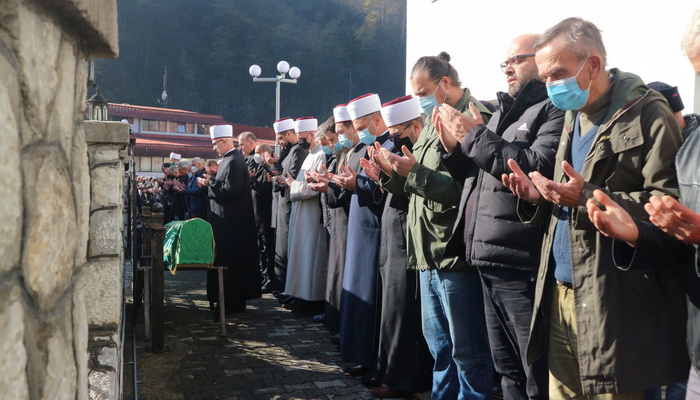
top-left (48, 0), bottom-right (119, 58)
top-left (47, 39), bottom-right (78, 157)
top-left (0, 41), bottom-right (22, 278)
top-left (89, 148), bottom-right (120, 166)
top-left (17, 4), bottom-right (62, 146)
top-left (71, 126), bottom-right (90, 268)
top-left (97, 346), bottom-right (116, 369)
top-left (44, 323), bottom-right (78, 400)
top-left (88, 209), bottom-right (123, 257)
top-left (88, 370), bottom-right (116, 400)
top-left (85, 121), bottom-right (129, 146)
top-left (90, 165), bottom-right (123, 210)
top-left (22, 151), bottom-right (78, 311)
top-left (73, 285), bottom-right (89, 400)
top-left (0, 284), bottom-right (29, 400)
top-left (79, 261), bottom-right (122, 325)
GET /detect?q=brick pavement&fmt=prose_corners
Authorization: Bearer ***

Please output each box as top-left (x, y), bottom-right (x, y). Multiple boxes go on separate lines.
top-left (129, 270), bottom-right (392, 400)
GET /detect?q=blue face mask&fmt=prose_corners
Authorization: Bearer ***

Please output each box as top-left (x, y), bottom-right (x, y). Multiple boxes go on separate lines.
top-left (321, 145), bottom-right (333, 156)
top-left (358, 129), bottom-right (375, 146)
top-left (337, 133), bottom-right (353, 149)
top-left (357, 120), bottom-right (377, 146)
top-left (545, 57), bottom-right (591, 110)
top-left (333, 142), bottom-right (343, 152)
top-left (419, 79), bottom-right (446, 116)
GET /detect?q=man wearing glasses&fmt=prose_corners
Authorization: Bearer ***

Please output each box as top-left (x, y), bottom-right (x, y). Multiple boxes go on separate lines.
top-left (433, 33), bottom-right (564, 400)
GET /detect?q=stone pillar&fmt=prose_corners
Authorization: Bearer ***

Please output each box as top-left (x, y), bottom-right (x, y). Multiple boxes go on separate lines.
top-left (0, 1), bottom-right (117, 399)
top-left (82, 121), bottom-right (129, 400)
top-left (83, 121), bottom-right (129, 326)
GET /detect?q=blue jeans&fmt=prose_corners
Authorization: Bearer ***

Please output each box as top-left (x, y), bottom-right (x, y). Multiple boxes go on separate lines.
top-left (643, 381), bottom-right (687, 400)
top-left (420, 269), bottom-right (493, 400)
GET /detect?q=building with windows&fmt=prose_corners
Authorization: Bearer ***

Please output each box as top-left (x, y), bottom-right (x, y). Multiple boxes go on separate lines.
top-left (106, 103), bottom-right (275, 175)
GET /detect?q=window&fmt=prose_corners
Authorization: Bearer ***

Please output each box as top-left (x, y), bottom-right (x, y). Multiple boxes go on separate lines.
top-left (152, 157), bottom-right (166, 172)
top-left (141, 119), bottom-right (159, 131)
top-left (177, 123), bottom-right (186, 133)
top-left (140, 156), bottom-right (152, 171)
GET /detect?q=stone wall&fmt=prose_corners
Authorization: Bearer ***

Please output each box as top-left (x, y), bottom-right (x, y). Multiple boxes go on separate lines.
top-left (0, 0), bottom-right (118, 399)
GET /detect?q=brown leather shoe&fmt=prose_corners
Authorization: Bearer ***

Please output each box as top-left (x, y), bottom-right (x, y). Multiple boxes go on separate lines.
top-left (369, 386), bottom-right (412, 399)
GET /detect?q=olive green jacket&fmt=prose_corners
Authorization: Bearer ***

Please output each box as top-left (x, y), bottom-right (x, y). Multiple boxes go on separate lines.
top-left (521, 69), bottom-right (689, 394)
top-left (379, 89), bottom-right (491, 270)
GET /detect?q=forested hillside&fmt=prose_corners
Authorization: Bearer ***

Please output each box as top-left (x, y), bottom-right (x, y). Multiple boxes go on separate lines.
top-left (97, 0), bottom-right (407, 126)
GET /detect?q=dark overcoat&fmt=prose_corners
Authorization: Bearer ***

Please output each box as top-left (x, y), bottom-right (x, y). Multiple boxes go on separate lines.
top-left (208, 148), bottom-right (261, 303)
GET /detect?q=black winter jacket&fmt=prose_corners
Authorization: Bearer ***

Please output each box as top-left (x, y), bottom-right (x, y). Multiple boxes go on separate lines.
top-left (441, 79), bottom-right (564, 272)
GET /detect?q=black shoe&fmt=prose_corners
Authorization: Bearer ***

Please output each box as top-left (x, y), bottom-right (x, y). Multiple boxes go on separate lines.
top-left (342, 364), bottom-right (368, 377)
top-left (283, 298), bottom-right (302, 309)
top-left (292, 306), bottom-right (318, 317)
top-left (272, 291), bottom-right (285, 299)
top-left (278, 295), bottom-right (296, 304)
top-left (330, 334), bottom-right (340, 345)
top-left (225, 303), bottom-right (246, 314)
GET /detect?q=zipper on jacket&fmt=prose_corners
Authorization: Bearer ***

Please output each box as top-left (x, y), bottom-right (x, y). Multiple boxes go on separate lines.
top-left (464, 169), bottom-right (484, 264)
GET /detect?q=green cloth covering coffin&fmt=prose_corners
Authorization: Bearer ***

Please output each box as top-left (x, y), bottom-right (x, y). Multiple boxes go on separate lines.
top-left (163, 218), bottom-right (215, 273)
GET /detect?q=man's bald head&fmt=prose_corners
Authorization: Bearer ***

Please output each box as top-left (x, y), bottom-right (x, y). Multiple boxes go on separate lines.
top-left (504, 33), bottom-right (541, 97)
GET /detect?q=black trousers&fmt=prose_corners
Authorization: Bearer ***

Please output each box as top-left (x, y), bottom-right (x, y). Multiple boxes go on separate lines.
top-left (480, 271), bottom-right (548, 400)
top-left (258, 228), bottom-right (275, 287)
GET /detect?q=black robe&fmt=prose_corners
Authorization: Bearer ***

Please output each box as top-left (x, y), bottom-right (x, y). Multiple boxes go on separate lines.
top-left (366, 144), bottom-right (433, 393)
top-left (206, 148), bottom-right (261, 305)
top-left (324, 143), bottom-right (365, 333)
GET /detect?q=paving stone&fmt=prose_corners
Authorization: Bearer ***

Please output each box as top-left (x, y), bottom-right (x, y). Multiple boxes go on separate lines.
top-left (131, 274), bottom-right (377, 400)
top-left (313, 380), bottom-right (347, 389)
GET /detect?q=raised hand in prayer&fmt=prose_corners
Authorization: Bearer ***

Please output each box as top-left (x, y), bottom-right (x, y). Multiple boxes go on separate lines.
top-left (502, 159), bottom-right (541, 203)
top-left (370, 142), bottom-right (393, 176)
top-left (529, 161), bottom-right (584, 208)
top-left (360, 157), bottom-right (380, 183)
top-left (384, 145), bottom-right (416, 177)
top-left (331, 164), bottom-right (358, 190)
top-left (645, 195), bottom-right (700, 244)
top-left (586, 189), bottom-right (639, 247)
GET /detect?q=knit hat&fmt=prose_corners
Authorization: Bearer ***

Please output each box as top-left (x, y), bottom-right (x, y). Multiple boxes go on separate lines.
top-left (647, 81), bottom-right (684, 113)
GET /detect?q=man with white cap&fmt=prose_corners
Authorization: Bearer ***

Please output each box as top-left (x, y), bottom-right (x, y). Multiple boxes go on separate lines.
top-left (279, 117), bottom-right (328, 316)
top-left (198, 125), bottom-right (261, 315)
top-left (320, 104), bottom-right (361, 336)
top-left (269, 117), bottom-right (308, 297)
top-left (434, 33), bottom-right (564, 400)
top-left (360, 95), bottom-right (433, 398)
top-left (335, 93), bottom-right (389, 377)
top-left (169, 152), bottom-right (181, 164)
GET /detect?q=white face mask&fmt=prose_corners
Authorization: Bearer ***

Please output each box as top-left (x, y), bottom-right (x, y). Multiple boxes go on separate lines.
top-left (253, 153), bottom-right (264, 164)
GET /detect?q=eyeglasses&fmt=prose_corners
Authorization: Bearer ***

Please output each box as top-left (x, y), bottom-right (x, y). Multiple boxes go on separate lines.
top-left (500, 54), bottom-right (535, 72)
top-left (212, 139), bottom-right (225, 147)
top-left (391, 124), bottom-right (412, 137)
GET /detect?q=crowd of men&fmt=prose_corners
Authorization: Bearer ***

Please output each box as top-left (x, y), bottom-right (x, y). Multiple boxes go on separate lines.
top-left (139, 14), bottom-right (700, 400)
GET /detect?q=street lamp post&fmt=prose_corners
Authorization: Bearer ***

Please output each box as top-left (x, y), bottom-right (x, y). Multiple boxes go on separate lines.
top-left (249, 61), bottom-right (301, 154)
